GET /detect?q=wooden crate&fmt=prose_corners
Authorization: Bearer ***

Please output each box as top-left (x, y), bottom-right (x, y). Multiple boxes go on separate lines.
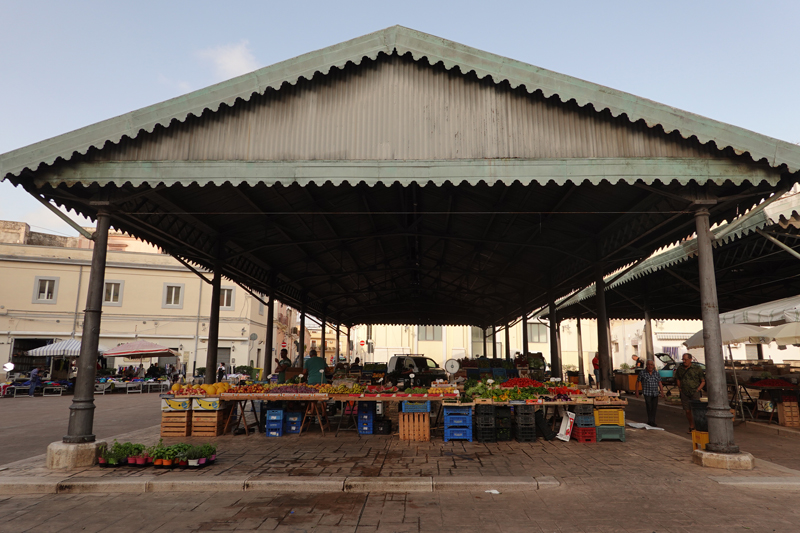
top-left (161, 411), bottom-right (191, 437)
top-left (778, 402), bottom-right (800, 427)
top-left (192, 408), bottom-right (231, 437)
top-left (399, 412), bottom-right (430, 442)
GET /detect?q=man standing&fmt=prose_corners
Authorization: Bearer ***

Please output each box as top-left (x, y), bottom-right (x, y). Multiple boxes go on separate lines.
top-left (274, 349), bottom-right (291, 383)
top-left (28, 366), bottom-right (41, 397)
top-left (675, 353), bottom-right (706, 433)
top-left (217, 362), bottom-right (226, 383)
top-left (591, 353), bottom-right (600, 387)
top-left (635, 359), bottom-right (664, 427)
top-left (303, 349), bottom-right (327, 385)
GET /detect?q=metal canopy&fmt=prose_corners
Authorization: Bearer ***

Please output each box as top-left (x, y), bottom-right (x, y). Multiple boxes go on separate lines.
top-left (2, 27), bottom-right (799, 328)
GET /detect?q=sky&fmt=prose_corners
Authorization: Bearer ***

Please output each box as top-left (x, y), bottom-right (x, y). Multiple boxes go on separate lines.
top-left (1, 0), bottom-right (799, 236)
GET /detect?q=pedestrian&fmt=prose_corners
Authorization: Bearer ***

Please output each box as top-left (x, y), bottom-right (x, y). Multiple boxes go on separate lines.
top-left (303, 349), bottom-right (328, 385)
top-left (631, 354), bottom-right (644, 369)
top-left (28, 366), bottom-right (42, 397)
top-left (675, 353), bottom-right (706, 433)
top-left (217, 362), bottom-right (226, 383)
top-left (592, 353), bottom-right (600, 387)
top-left (137, 363), bottom-right (145, 379)
top-left (274, 349), bottom-right (291, 383)
top-left (635, 359), bottom-right (664, 426)
top-left (350, 357), bottom-right (362, 372)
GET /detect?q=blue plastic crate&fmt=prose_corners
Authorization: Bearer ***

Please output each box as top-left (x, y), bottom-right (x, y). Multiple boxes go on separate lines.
top-left (492, 368), bottom-right (507, 379)
top-left (444, 415), bottom-right (472, 427)
top-left (574, 414), bottom-right (596, 428)
top-left (266, 410), bottom-right (284, 421)
top-left (358, 401), bottom-right (376, 413)
top-left (359, 412), bottom-right (374, 422)
top-left (443, 406), bottom-right (471, 416)
top-left (358, 423), bottom-right (374, 435)
top-left (444, 427), bottom-right (473, 442)
top-left (266, 420), bottom-right (283, 430)
top-left (284, 412), bottom-right (303, 423)
top-left (402, 401), bottom-right (431, 413)
top-left (283, 422), bottom-right (301, 434)
top-left (266, 427), bottom-right (283, 438)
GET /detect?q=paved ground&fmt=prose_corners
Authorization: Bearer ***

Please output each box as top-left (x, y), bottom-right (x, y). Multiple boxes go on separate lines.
top-left (0, 393), bottom-right (162, 464)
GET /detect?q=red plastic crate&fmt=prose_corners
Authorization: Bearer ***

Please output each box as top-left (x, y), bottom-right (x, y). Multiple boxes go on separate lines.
top-left (571, 427), bottom-right (596, 443)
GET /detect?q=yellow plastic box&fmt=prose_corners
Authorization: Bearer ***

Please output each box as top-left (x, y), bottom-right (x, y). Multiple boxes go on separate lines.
top-left (593, 408), bottom-right (625, 426)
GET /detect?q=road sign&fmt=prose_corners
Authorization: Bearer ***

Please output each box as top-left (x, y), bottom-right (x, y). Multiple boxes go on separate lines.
top-left (281, 341), bottom-right (287, 348)
top-left (359, 340), bottom-right (365, 346)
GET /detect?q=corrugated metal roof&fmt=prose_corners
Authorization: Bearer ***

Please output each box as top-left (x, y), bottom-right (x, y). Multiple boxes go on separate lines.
top-left (2, 25), bottom-right (800, 180)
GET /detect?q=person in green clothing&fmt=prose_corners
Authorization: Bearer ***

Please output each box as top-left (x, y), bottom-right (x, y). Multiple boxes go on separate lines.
top-left (274, 349), bottom-right (291, 383)
top-left (675, 353), bottom-right (706, 433)
top-left (303, 349), bottom-right (328, 385)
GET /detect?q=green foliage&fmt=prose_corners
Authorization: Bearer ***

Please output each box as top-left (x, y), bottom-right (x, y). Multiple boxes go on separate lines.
top-left (235, 365), bottom-right (256, 379)
top-left (195, 367), bottom-right (206, 377)
top-left (199, 443), bottom-right (217, 458)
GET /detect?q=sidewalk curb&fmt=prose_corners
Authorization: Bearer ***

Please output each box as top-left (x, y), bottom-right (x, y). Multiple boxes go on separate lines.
top-left (0, 475), bottom-right (559, 495)
top-left (710, 476), bottom-right (800, 488)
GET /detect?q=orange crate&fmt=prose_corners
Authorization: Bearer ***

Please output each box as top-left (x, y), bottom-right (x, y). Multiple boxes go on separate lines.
top-left (161, 411), bottom-right (191, 437)
top-left (399, 413), bottom-right (430, 442)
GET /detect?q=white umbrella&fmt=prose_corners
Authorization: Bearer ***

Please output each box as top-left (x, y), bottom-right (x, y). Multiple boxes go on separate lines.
top-left (765, 322), bottom-right (800, 346)
top-left (103, 340), bottom-right (178, 359)
top-left (26, 339), bottom-right (109, 357)
top-left (683, 323), bottom-right (771, 350)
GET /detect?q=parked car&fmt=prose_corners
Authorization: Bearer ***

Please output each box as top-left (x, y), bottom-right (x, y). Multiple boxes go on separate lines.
top-left (387, 355), bottom-right (447, 387)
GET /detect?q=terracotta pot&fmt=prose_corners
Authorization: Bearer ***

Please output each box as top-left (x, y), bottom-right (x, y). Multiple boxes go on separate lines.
top-left (154, 458), bottom-right (163, 466)
top-left (162, 459), bottom-right (173, 466)
top-left (136, 457), bottom-right (146, 465)
top-left (179, 460), bottom-right (188, 466)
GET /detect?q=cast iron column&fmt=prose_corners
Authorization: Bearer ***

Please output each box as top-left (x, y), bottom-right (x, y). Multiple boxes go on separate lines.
top-left (346, 326), bottom-right (351, 362)
top-left (482, 327), bottom-right (488, 358)
top-left (321, 310), bottom-right (327, 363)
top-left (643, 306), bottom-right (655, 362)
top-left (299, 301), bottom-right (306, 363)
top-left (576, 317), bottom-right (585, 385)
top-left (521, 294), bottom-right (529, 356)
top-left (205, 264), bottom-right (222, 384)
top-left (505, 324), bottom-right (511, 361)
top-left (695, 208), bottom-right (738, 453)
top-left (264, 285), bottom-right (275, 375)
top-left (548, 297), bottom-right (561, 379)
top-left (336, 320), bottom-right (341, 363)
top-left (492, 325), bottom-right (497, 359)
top-left (596, 264), bottom-right (612, 389)
top-left (64, 211), bottom-right (110, 443)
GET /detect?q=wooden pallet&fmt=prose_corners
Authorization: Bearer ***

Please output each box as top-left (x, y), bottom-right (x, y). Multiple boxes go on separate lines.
top-left (192, 408), bottom-right (231, 437)
top-left (778, 402), bottom-right (800, 427)
top-left (161, 411), bottom-right (191, 437)
top-left (399, 412), bottom-right (430, 442)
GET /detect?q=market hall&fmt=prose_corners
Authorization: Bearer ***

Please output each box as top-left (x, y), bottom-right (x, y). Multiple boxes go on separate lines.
top-left (2, 26), bottom-right (799, 467)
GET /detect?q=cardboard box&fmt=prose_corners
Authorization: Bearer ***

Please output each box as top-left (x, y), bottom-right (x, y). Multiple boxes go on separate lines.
top-left (161, 397), bottom-right (192, 411)
top-left (192, 398), bottom-right (228, 411)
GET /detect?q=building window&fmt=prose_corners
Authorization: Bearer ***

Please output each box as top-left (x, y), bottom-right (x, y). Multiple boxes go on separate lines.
top-left (220, 287), bottom-right (235, 310)
top-left (418, 325), bottom-right (442, 341)
top-left (527, 323), bottom-right (547, 343)
top-left (103, 281), bottom-right (124, 307)
top-left (32, 276), bottom-right (59, 304)
top-left (258, 301), bottom-right (264, 316)
top-left (162, 283), bottom-right (185, 309)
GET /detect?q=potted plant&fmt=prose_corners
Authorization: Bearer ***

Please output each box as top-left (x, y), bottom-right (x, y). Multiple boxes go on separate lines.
top-left (186, 446), bottom-right (202, 467)
top-left (170, 444), bottom-right (191, 469)
top-left (199, 443), bottom-right (217, 465)
top-left (127, 443), bottom-right (146, 466)
top-left (150, 441), bottom-right (167, 468)
top-left (162, 445), bottom-right (177, 468)
top-left (97, 443), bottom-right (109, 467)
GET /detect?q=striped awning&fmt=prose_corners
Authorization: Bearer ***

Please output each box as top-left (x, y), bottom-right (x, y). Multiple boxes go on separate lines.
top-left (26, 339), bottom-right (109, 357)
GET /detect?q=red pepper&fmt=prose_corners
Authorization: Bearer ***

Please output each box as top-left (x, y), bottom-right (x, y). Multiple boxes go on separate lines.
top-left (500, 378), bottom-right (543, 388)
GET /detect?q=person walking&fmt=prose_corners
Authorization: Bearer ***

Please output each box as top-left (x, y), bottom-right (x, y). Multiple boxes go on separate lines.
top-left (28, 366), bottom-right (42, 397)
top-left (635, 359), bottom-right (664, 426)
top-left (675, 353), bottom-right (706, 433)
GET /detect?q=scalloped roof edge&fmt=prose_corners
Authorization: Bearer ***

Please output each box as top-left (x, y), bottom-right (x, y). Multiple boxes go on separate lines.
top-left (2, 25), bottom-right (800, 180)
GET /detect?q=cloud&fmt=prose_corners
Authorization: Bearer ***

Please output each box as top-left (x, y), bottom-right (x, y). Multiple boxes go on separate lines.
top-left (197, 40), bottom-right (259, 81)
top-left (157, 74), bottom-right (192, 95)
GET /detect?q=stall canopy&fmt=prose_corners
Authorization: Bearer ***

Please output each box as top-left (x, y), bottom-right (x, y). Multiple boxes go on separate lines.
top-left (26, 339), bottom-right (109, 358)
top-left (719, 295), bottom-right (800, 326)
top-left (103, 340), bottom-right (178, 359)
top-left (2, 26), bottom-right (799, 328)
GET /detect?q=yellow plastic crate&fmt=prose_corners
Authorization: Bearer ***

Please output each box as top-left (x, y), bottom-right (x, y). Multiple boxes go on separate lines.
top-left (692, 430), bottom-right (709, 450)
top-left (593, 408), bottom-right (625, 426)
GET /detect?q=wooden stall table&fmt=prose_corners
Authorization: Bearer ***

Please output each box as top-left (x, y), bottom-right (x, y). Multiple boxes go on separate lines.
top-left (218, 393), bottom-right (263, 435)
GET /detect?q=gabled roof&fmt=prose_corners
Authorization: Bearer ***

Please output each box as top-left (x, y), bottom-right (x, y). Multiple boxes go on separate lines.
top-left (2, 25), bottom-right (800, 179)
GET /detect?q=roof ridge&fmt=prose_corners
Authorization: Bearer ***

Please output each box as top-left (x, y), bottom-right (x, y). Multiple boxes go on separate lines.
top-left (2, 26), bottom-right (799, 179)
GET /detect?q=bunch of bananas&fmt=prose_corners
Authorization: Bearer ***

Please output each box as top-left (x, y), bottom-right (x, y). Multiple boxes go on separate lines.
top-left (319, 383), bottom-right (365, 394)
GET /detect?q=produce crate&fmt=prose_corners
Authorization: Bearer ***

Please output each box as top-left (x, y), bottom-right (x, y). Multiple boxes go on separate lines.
top-left (266, 420), bottom-right (283, 430)
top-left (514, 405), bottom-right (536, 416)
top-left (496, 427), bottom-right (512, 441)
top-left (474, 405), bottom-right (496, 416)
top-left (266, 427), bottom-right (283, 438)
top-left (374, 419), bottom-right (392, 435)
top-left (191, 409), bottom-right (230, 437)
top-left (358, 401), bottom-right (377, 413)
top-left (444, 427), bottom-right (473, 442)
top-left (161, 397), bottom-right (192, 412)
top-left (444, 414), bottom-right (471, 427)
top-left (572, 404), bottom-right (594, 416)
top-left (515, 425), bottom-right (536, 442)
top-left (284, 412), bottom-right (303, 423)
top-left (444, 406), bottom-right (472, 416)
top-left (161, 411), bottom-right (191, 437)
top-left (475, 426), bottom-right (497, 443)
top-left (358, 422), bottom-right (374, 435)
top-left (495, 406), bottom-right (512, 418)
top-left (594, 408), bottom-right (625, 427)
top-left (574, 414), bottom-right (596, 428)
top-left (399, 412), bottom-right (430, 441)
top-left (284, 422), bottom-right (301, 434)
top-left (359, 411), bottom-right (375, 422)
top-left (778, 402), bottom-right (800, 427)
top-left (192, 398), bottom-right (228, 411)
top-left (571, 427), bottom-right (596, 443)
top-left (495, 417), bottom-right (512, 429)
top-left (401, 401), bottom-right (431, 413)
top-left (596, 425), bottom-right (625, 442)
top-left (691, 430), bottom-right (709, 450)
top-left (515, 414), bottom-right (536, 426)
top-left (266, 410), bottom-right (284, 421)
top-left (474, 415), bottom-right (496, 428)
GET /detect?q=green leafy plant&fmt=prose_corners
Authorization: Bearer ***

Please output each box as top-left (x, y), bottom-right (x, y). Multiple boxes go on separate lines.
top-left (199, 443), bottom-right (217, 459)
top-left (195, 367), bottom-right (206, 377)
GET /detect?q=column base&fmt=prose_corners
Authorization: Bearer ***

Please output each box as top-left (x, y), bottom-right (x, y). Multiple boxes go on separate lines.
top-left (692, 449), bottom-right (754, 470)
top-left (46, 441), bottom-right (105, 470)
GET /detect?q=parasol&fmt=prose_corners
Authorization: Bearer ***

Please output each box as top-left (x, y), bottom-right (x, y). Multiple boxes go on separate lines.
top-left (764, 322), bottom-right (800, 346)
top-left (683, 323), bottom-right (772, 350)
top-left (26, 339), bottom-right (109, 357)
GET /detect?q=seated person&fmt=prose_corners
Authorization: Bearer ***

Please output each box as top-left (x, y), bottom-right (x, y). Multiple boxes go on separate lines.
top-left (349, 357), bottom-right (362, 372)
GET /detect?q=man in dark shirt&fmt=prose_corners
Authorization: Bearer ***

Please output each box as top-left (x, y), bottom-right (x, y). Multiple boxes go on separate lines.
top-left (675, 353), bottom-right (706, 433)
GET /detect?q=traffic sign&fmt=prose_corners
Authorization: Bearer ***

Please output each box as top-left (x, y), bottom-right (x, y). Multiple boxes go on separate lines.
top-left (359, 340), bottom-right (365, 346)
top-left (281, 341), bottom-right (287, 348)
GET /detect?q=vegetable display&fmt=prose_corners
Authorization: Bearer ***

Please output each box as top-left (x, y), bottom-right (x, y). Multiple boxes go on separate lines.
top-left (751, 379), bottom-right (795, 388)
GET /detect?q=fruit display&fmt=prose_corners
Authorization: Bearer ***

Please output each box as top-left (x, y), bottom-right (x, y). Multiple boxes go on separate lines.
top-left (173, 382), bottom-right (231, 397)
top-left (318, 383), bottom-right (365, 394)
top-left (226, 383), bottom-right (326, 395)
top-left (426, 386), bottom-right (457, 395)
